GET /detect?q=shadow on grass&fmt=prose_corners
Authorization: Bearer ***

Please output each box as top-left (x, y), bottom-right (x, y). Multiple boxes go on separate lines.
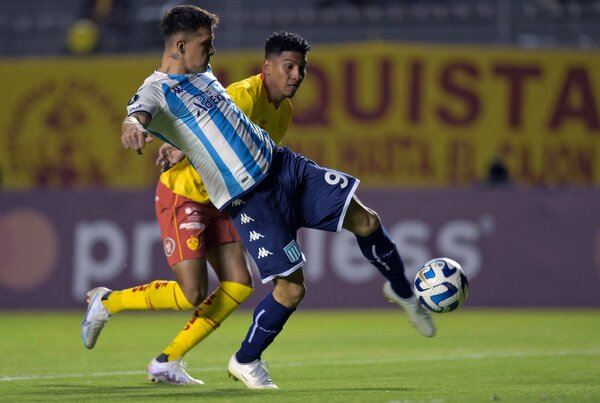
top-left (22, 384), bottom-right (272, 400)
top-left (5, 383), bottom-right (412, 401)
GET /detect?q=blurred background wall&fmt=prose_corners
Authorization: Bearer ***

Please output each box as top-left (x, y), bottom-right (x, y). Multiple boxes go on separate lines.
top-left (1, 0), bottom-right (599, 309)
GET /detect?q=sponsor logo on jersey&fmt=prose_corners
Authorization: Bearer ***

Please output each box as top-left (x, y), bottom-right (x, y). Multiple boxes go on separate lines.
top-left (163, 237), bottom-right (176, 257)
top-left (185, 207), bottom-right (200, 215)
top-left (257, 247), bottom-right (273, 259)
top-left (179, 222), bottom-right (205, 230)
top-left (283, 240), bottom-right (302, 262)
top-left (186, 237), bottom-right (200, 251)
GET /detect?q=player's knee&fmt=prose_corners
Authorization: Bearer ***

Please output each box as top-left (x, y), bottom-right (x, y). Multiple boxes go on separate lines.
top-left (352, 208), bottom-right (381, 237)
top-left (288, 283), bottom-right (306, 306)
top-left (273, 282), bottom-right (306, 309)
top-left (183, 288), bottom-right (208, 306)
top-left (230, 270), bottom-right (253, 288)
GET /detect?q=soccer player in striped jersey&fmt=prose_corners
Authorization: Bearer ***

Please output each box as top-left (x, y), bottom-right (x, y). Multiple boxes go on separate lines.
top-left (81, 32), bottom-right (310, 385)
top-left (118, 5), bottom-right (435, 389)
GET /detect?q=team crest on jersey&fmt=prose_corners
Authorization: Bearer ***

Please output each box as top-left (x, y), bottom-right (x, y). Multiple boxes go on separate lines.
top-left (186, 237), bottom-right (200, 251)
top-left (163, 237), bottom-right (176, 257)
top-left (283, 240), bottom-right (302, 262)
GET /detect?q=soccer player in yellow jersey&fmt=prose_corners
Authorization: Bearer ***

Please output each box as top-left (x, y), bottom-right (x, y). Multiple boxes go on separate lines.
top-left (81, 31), bottom-right (311, 385)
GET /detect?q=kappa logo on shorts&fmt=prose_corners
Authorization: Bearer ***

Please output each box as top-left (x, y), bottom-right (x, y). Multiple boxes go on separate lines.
top-left (240, 213), bottom-right (255, 224)
top-left (231, 199), bottom-right (245, 207)
top-left (257, 247), bottom-right (273, 259)
top-left (283, 240), bottom-right (302, 262)
top-left (163, 237), bottom-right (176, 257)
top-left (249, 231), bottom-right (264, 241)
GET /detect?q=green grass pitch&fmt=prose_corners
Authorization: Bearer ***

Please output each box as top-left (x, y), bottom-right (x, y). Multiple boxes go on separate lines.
top-left (1, 309), bottom-right (599, 402)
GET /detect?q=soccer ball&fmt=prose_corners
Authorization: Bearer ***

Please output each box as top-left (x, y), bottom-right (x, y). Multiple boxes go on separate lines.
top-left (413, 257), bottom-right (469, 313)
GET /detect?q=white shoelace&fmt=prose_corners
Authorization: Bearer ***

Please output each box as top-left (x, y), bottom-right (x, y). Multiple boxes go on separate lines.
top-left (249, 360), bottom-right (272, 384)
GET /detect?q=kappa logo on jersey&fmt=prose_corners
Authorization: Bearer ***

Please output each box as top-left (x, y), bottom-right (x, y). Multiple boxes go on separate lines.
top-left (172, 86), bottom-right (184, 94)
top-left (231, 199), bottom-right (245, 207)
top-left (283, 240), bottom-right (302, 262)
top-left (240, 213), bottom-right (255, 224)
top-left (257, 247), bottom-right (273, 259)
top-left (249, 231), bottom-right (264, 241)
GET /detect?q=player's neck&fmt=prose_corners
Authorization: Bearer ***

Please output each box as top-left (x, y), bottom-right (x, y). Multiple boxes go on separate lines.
top-left (158, 52), bottom-right (201, 75)
top-left (158, 55), bottom-right (185, 75)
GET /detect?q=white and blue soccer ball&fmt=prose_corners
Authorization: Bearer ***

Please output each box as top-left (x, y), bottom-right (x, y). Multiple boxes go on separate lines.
top-left (414, 257), bottom-right (469, 313)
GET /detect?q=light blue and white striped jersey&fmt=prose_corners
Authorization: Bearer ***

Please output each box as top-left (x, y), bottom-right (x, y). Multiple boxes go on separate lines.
top-left (127, 68), bottom-right (275, 209)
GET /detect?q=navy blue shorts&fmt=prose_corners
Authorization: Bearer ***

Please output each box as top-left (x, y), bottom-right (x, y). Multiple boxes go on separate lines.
top-left (226, 147), bottom-right (359, 283)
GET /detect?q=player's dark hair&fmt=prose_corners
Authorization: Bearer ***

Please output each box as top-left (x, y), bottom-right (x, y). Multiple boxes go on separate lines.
top-left (264, 32), bottom-right (311, 58)
top-left (159, 5), bottom-right (219, 40)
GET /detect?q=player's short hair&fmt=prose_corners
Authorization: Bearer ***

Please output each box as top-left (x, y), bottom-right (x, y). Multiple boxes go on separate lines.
top-left (265, 32), bottom-right (311, 58)
top-left (159, 5), bottom-right (219, 40)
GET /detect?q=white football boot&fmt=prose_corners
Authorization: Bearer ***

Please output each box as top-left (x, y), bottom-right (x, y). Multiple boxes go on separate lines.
top-left (383, 281), bottom-right (436, 337)
top-left (227, 354), bottom-right (278, 389)
top-left (147, 357), bottom-right (204, 385)
top-left (81, 287), bottom-right (112, 349)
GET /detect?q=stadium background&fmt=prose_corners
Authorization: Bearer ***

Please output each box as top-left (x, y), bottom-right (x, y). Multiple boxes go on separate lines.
top-left (1, 0), bottom-right (599, 309)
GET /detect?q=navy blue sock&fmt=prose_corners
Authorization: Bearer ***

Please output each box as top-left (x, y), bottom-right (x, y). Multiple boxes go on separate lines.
top-left (356, 224), bottom-right (413, 298)
top-left (235, 293), bottom-right (295, 364)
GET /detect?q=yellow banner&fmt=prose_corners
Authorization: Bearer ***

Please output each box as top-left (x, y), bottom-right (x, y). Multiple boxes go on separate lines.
top-left (281, 42), bottom-right (600, 187)
top-left (1, 43), bottom-right (599, 188)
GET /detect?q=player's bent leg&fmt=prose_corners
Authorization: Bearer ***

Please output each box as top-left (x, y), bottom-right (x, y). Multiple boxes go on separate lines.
top-left (149, 281), bottom-right (253, 385)
top-left (81, 287), bottom-right (112, 349)
top-left (383, 281), bottom-right (435, 337)
top-left (345, 196), bottom-right (436, 337)
top-left (153, 246), bottom-right (251, 365)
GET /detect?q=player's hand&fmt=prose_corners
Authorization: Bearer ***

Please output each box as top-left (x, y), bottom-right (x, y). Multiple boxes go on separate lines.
top-left (156, 143), bottom-right (185, 172)
top-left (121, 116), bottom-right (153, 154)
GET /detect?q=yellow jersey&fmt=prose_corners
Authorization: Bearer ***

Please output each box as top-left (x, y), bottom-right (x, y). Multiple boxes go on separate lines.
top-left (159, 73), bottom-right (293, 204)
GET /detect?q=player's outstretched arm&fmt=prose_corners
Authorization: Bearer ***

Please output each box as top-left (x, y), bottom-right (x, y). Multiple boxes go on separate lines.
top-left (121, 112), bottom-right (153, 154)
